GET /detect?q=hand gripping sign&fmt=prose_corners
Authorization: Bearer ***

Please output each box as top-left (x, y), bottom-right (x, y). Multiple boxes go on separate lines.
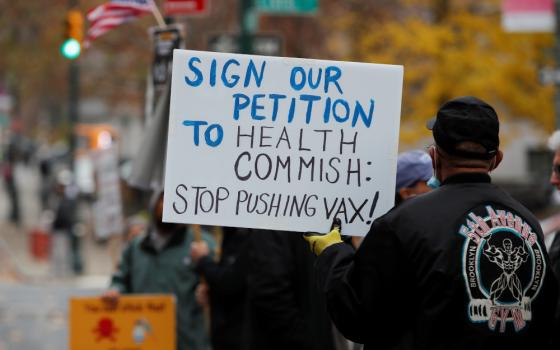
top-left (163, 50), bottom-right (403, 236)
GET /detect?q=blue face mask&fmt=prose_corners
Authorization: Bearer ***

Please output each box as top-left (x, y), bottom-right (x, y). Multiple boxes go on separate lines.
top-left (427, 176), bottom-right (441, 189)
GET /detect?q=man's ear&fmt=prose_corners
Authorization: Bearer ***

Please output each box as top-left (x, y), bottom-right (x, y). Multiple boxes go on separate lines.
top-left (399, 187), bottom-right (412, 201)
top-left (490, 150), bottom-right (503, 171)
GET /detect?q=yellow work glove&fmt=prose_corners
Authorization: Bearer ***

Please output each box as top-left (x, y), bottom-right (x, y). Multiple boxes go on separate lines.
top-left (304, 218), bottom-right (343, 256)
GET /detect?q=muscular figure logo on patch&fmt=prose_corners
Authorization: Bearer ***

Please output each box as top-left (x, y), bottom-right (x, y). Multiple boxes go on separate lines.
top-left (459, 205), bottom-right (546, 333)
top-left (484, 238), bottom-right (528, 303)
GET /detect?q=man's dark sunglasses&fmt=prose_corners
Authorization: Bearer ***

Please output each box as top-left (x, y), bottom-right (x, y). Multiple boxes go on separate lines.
top-left (553, 164), bottom-right (560, 175)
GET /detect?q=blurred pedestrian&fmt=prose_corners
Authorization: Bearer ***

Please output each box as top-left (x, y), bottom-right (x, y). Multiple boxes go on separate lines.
top-left (38, 156), bottom-right (54, 210)
top-left (395, 149), bottom-right (433, 205)
top-left (2, 145), bottom-right (20, 225)
top-left (190, 226), bottom-right (252, 350)
top-left (52, 169), bottom-right (82, 275)
top-left (306, 96), bottom-right (558, 349)
top-left (102, 190), bottom-right (215, 350)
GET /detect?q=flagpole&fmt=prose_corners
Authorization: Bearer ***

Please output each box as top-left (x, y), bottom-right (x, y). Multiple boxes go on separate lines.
top-left (149, 0), bottom-right (166, 27)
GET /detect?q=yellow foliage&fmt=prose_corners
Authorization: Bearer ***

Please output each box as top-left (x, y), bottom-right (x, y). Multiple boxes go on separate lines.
top-left (328, 0), bottom-right (555, 146)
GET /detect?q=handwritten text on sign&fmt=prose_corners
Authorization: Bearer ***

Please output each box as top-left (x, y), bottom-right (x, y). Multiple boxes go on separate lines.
top-left (163, 50), bottom-right (403, 236)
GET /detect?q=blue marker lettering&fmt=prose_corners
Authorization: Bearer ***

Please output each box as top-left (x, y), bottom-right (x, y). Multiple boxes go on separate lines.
top-left (232, 93), bottom-right (250, 120)
top-left (205, 124), bottom-right (224, 147)
top-left (209, 59), bottom-right (217, 87)
top-left (290, 67), bottom-right (306, 91)
top-left (308, 68), bottom-right (322, 89)
top-left (269, 94), bottom-right (286, 122)
top-left (245, 60), bottom-right (266, 88)
top-left (185, 57), bottom-right (203, 87)
top-left (332, 99), bottom-right (350, 123)
top-left (352, 99), bottom-right (375, 128)
top-left (287, 97), bottom-right (297, 123)
top-left (323, 97), bottom-right (332, 123)
top-left (299, 94), bottom-right (321, 124)
top-left (251, 94), bottom-right (266, 120)
top-left (324, 66), bottom-right (343, 94)
top-left (222, 59), bottom-right (240, 88)
top-left (182, 119), bottom-right (208, 146)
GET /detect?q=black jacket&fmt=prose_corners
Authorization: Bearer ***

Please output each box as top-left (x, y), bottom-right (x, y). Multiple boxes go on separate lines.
top-left (316, 173), bottom-right (558, 349)
top-left (248, 229), bottom-right (336, 350)
top-left (196, 227), bottom-right (251, 350)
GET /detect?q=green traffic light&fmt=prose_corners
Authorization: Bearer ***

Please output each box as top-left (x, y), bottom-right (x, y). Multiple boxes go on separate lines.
top-left (61, 38), bottom-right (81, 59)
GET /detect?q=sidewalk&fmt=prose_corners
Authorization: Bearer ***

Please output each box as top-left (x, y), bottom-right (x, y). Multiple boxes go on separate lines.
top-left (0, 164), bottom-right (123, 349)
top-left (0, 163), bottom-right (117, 288)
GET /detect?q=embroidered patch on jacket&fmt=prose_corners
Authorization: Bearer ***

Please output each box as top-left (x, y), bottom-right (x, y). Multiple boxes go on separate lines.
top-left (459, 205), bottom-right (546, 333)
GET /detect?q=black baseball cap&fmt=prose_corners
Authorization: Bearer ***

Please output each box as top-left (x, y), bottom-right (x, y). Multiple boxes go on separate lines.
top-left (426, 96), bottom-right (499, 160)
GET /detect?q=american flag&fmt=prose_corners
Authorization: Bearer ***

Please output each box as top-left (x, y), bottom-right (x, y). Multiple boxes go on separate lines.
top-left (85, 0), bottom-right (153, 45)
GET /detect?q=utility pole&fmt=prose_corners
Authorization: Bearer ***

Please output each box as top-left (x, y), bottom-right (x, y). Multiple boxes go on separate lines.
top-left (68, 0), bottom-right (80, 167)
top-left (67, 0), bottom-right (83, 275)
top-left (69, 59), bottom-right (79, 163)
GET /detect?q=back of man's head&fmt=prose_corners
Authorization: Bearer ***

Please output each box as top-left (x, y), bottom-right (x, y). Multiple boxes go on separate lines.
top-left (427, 96), bottom-right (501, 171)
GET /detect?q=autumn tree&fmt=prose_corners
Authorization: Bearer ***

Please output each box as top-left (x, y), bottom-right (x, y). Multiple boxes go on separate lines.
top-left (323, 0), bottom-right (555, 146)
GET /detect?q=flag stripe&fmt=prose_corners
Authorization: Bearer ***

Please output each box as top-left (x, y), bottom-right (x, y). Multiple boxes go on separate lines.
top-left (87, 16), bottom-right (139, 40)
top-left (86, 0), bottom-right (152, 44)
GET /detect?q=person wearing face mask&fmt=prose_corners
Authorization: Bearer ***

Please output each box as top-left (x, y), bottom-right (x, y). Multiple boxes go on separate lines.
top-left (395, 150), bottom-right (433, 206)
top-left (304, 96), bottom-right (558, 349)
top-left (102, 190), bottom-right (216, 350)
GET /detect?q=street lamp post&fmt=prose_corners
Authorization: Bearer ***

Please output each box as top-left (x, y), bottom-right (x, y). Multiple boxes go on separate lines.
top-left (65, 0), bottom-right (81, 167)
top-left (239, 0), bottom-right (254, 54)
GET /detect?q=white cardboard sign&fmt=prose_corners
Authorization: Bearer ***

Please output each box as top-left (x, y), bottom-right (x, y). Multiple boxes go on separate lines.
top-left (163, 50), bottom-right (403, 236)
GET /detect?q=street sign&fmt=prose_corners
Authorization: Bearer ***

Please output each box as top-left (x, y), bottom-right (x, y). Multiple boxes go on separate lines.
top-left (164, 0), bottom-right (208, 16)
top-left (208, 33), bottom-right (283, 56)
top-left (150, 25), bottom-right (184, 88)
top-left (256, 0), bottom-right (318, 14)
top-left (502, 0), bottom-right (554, 32)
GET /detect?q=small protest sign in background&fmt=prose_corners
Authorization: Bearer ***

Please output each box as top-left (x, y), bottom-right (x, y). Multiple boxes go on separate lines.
top-left (69, 295), bottom-right (176, 350)
top-left (92, 147), bottom-right (124, 240)
top-left (163, 50), bottom-right (403, 236)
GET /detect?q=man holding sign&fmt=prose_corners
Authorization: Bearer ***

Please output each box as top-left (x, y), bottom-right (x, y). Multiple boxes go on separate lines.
top-left (305, 97), bottom-right (559, 349)
top-left (163, 48), bottom-right (402, 350)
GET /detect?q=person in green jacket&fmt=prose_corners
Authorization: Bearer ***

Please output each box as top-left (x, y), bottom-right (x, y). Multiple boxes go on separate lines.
top-left (102, 190), bottom-right (215, 350)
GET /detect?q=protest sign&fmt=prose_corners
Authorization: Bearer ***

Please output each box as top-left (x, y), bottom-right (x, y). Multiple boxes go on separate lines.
top-left (69, 295), bottom-right (175, 350)
top-left (163, 50), bottom-right (403, 236)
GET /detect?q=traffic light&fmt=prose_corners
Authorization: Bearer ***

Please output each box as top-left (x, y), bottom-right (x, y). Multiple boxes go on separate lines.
top-left (61, 10), bottom-right (84, 60)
